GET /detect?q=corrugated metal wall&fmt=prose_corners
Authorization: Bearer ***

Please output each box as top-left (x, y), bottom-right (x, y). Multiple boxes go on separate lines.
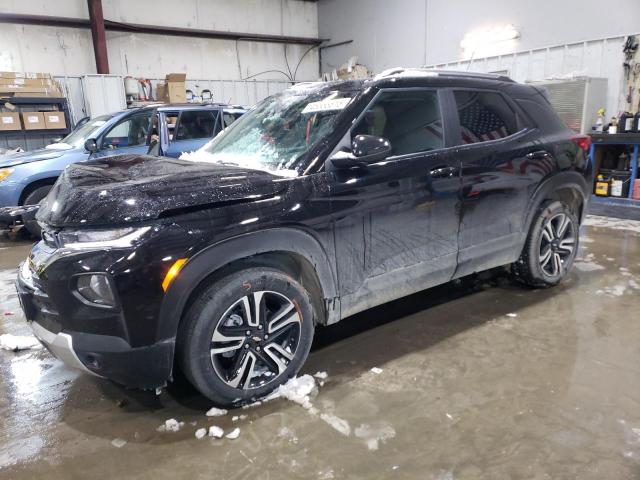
top-left (425, 34), bottom-right (633, 119)
top-left (52, 76), bottom-right (292, 124)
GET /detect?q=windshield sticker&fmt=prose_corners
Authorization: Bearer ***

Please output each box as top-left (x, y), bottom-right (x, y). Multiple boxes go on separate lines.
top-left (301, 98), bottom-right (351, 114)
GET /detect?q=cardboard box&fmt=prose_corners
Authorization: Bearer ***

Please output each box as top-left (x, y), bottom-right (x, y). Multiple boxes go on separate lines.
top-left (0, 112), bottom-right (21, 131)
top-left (21, 112), bottom-right (45, 130)
top-left (155, 83), bottom-right (167, 102)
top-left (0, 71), bottom-right (51, 80)
top-left (164, 73), bottom-right (186, 103)
top-left (43, 111), bottom-right (66, 129)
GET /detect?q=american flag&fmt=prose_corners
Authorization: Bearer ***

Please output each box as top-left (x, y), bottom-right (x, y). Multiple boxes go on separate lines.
top-left (459, 100), bottom-right (509, 143)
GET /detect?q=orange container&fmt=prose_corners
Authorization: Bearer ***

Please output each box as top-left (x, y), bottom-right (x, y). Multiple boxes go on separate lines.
top-left (633, 179), bottom-right (640, 200)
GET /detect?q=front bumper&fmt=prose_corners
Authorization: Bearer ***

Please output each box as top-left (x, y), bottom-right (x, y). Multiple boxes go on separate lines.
top-left (29, 320), bottom-right (101, 377)
top-left (16, 260), bottom-right (175, 390)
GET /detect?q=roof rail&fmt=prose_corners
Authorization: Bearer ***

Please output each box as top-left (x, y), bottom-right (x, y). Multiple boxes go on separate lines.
top-left (373, 67), bottom-right (514, 83)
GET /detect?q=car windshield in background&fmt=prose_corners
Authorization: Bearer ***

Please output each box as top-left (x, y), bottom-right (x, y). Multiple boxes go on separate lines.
top-left (58, 114), bottom-right (113, 148)
top-left (185, 86), bottom-right (357, 176)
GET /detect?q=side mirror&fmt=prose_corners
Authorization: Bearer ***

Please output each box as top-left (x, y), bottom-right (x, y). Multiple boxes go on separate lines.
top-left (84, 138), bottom-right (98, 153)
top-left (329, 134), bottom-right (392, 168)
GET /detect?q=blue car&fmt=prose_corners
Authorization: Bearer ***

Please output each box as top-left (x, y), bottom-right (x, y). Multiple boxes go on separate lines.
top-left (0, 103), bottom-right (246, 236)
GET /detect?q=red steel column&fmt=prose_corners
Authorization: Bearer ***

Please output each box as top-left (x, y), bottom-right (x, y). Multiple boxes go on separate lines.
top-left (87, 0), bottom-right (109, 74)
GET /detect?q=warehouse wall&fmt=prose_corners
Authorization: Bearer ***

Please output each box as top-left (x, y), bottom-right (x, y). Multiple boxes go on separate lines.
top-left (318, 0), bottom-right (640, 71)
top-left (0, 0), bottom-right (319, 81)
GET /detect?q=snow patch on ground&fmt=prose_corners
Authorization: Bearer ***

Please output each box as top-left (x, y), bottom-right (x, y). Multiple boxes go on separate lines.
top-left (583, 216), bottom-right (640, 234)
top-left (320, 413), bottom-right (351, 436)
top-left (225, 428), bottom-right (240, 439)
top-left (157, 419), bottom-right (184, 432)
top-left (370, 367), bottom-right (383, 374)
top-left (205, 407), bottom-right (228, 417)
top-left (354, 423), bottom-right (396, 450)
top-left (0, 334), bottom-right (41, 352)
top-left (208, 426), bottom-right (224, 438)
top-left (604, 284), bottom-right (627, 297)
top-left (195, 428), bottom-right (207, 439)
top-left (573, 260), bottom-right (606, 272)
top-left (629, 279), bottom-right (640, 290)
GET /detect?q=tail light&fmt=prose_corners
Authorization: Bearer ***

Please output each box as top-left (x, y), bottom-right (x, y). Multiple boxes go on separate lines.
top-left (571, 134), bottom-right (591, 152)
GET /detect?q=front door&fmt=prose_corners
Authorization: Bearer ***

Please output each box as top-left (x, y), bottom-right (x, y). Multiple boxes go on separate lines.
top-left (92, 112), bottom-right (153, 158)
top-left (329, 88), bottom-right (462, 318)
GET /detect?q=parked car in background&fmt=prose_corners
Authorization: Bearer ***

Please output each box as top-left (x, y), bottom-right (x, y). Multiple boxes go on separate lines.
top-left (0, 103), bottom-right (246, 236)
top-left (17, 70), bottom-right (591, 406)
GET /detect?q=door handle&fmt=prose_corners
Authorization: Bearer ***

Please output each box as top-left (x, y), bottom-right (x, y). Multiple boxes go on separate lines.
top-left (526, 150), bottom-right (550, 160)
top-left (429, 166), bottom-right (457, 178)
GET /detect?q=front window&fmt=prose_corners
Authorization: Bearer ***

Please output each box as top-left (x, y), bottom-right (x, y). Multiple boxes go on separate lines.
top-left (185, 86), bottom-right (357, 176)
top-left (56, 114), bottom-right (113, 148)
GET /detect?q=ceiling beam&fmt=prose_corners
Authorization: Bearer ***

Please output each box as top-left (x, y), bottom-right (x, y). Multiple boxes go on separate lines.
top-left (0, 13), bottom-right (325, 46)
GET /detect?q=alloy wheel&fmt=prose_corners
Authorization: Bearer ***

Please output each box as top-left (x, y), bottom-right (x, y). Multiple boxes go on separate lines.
top-left (210, 291), bottom-right (301, 390)
top-left (538, 213), bottom-right (575, 277)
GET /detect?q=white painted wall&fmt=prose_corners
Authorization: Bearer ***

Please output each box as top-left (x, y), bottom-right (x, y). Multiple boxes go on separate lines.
top-left (318, 0), bottom-right (640, 70)
top-left (0, 0), bottom-right (319, 81)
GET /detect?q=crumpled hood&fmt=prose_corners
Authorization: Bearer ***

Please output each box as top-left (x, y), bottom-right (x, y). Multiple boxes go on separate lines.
top-left (0, 148), bottom-right (69, 167)
top-left (37, 154), bottom-right (289, 227)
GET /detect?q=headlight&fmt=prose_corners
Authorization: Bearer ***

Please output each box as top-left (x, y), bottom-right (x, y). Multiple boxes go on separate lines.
top-left (75, 274), bottom-right (116, 307)
top-left (0, 168), bottom-right (14, 182)
top-left (59, 226), bottom-right (151, 250)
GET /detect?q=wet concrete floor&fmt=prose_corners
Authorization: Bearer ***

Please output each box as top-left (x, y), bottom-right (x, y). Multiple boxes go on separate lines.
top-left (0, 215), bottom-right (639, 479)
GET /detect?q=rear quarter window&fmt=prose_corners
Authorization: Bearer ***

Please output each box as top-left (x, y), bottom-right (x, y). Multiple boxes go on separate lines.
top-left (454, 90), bottom-right (519, 144)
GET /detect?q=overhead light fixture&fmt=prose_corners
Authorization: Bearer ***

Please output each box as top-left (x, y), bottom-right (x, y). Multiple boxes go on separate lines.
top-left (460, 24), bottom-right (520, 59)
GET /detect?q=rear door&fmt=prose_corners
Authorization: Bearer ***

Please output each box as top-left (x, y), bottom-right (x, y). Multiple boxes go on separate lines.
top-left (329, 88), bottom-right (462, 317)
top-left (449, 89), bottom-right (548, 277)
top-left (164, 109), bottom-right (221, 158)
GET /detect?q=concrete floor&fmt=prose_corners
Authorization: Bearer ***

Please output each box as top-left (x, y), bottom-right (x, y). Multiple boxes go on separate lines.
top-left (1, 216), bottom-right (639, 479)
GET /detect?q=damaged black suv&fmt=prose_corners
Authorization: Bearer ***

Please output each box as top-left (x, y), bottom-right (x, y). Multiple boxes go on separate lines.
top-left (16, 69), bottom-right (592, 406)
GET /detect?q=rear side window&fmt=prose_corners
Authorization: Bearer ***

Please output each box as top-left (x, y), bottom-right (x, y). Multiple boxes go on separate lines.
top-left (454, 91), bottom-right (517, 144)
top-left (175, 111), bottom-right (218, 140)
top-left (352, 90), bottom-right (443, 157)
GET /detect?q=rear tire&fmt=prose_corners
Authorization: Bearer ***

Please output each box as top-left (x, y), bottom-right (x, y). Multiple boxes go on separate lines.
top-left (177, 267), bottom-right (315, 407)
top-left (512, 200), bottom-right (579, 288)
top-left (22, 185), bottom-right (52, 238)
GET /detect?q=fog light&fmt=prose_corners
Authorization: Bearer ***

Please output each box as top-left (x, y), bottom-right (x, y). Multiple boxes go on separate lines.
top-left (76, 274), bottom-right (116, 307)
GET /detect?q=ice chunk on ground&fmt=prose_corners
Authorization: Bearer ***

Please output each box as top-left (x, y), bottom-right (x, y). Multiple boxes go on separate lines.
top-left (320, 413), bottom-right (351, 436)
top-left (225, 428), bottom-right (240, 439)
top-left (270, 374), bottom-right (316, 408)
top-left (208, 426), bottom-right (224, 438)
top-left (506, 313), bottom-right (518, 318)
top-left (157, 419), bottom-right (184, 432)
top-left (232, 414), bottom-right (247, 422)
top-left (0, 334), bottom-right (41, 351)
top-left (370, 367), bottom-right (383, 374)
top-left (111, 438), bottom-right (127, 448)
top-left (195, 428), bottom-right (207, 439)
top-left (355, 423), bottom-right (396, 450)
top-left (314, 371), bottom-right (328, 380)
top-left (205, 407), bottom-right (228, 417)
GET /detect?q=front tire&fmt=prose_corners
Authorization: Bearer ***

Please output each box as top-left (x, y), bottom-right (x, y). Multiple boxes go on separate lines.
top-left (177, 267), bottom-right (315, 407)
top-left (22, 185), bottom-right (52, 238)
top-left (512, 200), bottom-right (579, 287)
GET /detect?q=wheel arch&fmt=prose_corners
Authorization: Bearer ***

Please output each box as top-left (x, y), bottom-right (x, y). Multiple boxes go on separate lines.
top-left (523, 171), bottom-right (589, 236)
top-left (156, 227), bottom-right (339, 342)
top-left (18, 176), bottom-right (58, 205)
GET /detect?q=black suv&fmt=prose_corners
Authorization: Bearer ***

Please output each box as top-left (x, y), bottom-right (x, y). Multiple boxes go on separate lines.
top-left (16, 69), bottom-right (592, 406)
